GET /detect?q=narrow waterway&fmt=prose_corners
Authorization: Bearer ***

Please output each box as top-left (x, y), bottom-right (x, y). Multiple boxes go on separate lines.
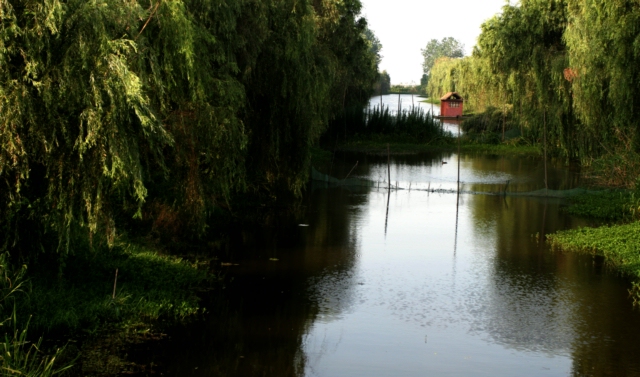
top-left (143, 151), bottom-right (640, 377)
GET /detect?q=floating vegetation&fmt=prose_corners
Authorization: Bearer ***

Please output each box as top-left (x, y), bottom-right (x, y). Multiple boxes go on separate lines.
top-left (548, 222), bottom-right (640, 305)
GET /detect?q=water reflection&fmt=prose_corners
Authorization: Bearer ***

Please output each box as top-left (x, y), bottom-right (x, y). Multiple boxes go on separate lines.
top-left (142, 152), bottom-right (640, 377)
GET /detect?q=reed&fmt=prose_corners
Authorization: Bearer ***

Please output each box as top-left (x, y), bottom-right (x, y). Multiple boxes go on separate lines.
top-left (328, 105), bottom-right (451, 143)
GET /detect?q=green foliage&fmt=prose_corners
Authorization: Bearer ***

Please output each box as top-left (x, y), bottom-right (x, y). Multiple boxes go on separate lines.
top-left (565, 190), bottom-right (639, 221)
top-left (1, 310), bottom-right (73, 376)
top-left (0, 256), bottom-right (73, 375)
top-left (374, 70), bottom-right (391, 95)
top-left (0, 0), bottom-right (379, 254)
top-left (329, 106), bottom-right (450, 143)
top-left (21, 241), bottom-right (209, 334)
top-left (421, 37), bottom-right (465, 76)
top-left (565, 0), bottom-right (640, 152)
top-left (363, 27), bottom-right (382, 66)
top-left (548, 222), bottom-right (640, 304)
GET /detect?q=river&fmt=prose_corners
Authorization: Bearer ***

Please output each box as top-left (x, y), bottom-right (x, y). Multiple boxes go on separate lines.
top-left (138, 150), bottom-right (640, 376)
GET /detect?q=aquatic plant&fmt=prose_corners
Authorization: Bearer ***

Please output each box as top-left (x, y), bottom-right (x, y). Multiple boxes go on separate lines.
top-left (327, 105), bottom-right (450, 144)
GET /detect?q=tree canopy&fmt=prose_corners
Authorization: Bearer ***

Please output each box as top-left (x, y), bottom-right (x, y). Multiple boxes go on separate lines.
top-left (421, 37), bottom-right (465, 76)
top-left (0, 0), bottom-right (379, 257)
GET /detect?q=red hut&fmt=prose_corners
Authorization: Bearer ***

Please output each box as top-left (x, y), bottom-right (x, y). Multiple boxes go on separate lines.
top-left (440, 92), bottom-right (464, 118)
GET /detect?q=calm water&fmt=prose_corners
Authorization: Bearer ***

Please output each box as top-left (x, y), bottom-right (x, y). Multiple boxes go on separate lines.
top-left (145, 151), bottom-right (640, 376)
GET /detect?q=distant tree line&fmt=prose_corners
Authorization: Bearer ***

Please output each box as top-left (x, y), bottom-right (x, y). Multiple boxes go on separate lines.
top-left (373, 71), bottom-right (391, 95)
top-left (421, 37), bottom-right (465, 92)
top-left (0, 0), bottom-right (379, 257)
top-left (426, 0), bottom-right (640, 186)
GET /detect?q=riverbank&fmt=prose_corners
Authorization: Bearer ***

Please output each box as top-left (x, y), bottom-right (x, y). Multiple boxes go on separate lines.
top-left (335, 136), bottom-right (541, 156)
top-left (3, 238), bottom-right (212, 374)
top-left (420, 97), bottom-right (439, 104)
top-left (548, 189), bottom-right (640, 305)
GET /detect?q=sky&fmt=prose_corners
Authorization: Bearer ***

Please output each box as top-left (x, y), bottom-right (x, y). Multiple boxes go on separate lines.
top-left (360, 0), bottom-right (510, 85)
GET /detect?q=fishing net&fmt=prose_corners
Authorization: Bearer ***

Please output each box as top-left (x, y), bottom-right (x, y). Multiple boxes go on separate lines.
top-left (311, 168), bottom-right (593, 198)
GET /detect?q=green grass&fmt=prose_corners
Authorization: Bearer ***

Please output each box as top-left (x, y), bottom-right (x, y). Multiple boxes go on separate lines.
top-left (0, 255), bottom-right (74, 375)
top-left (17, 240), bottom-right (211, 336)
top-left (420, 98), bottom-right (440, 104)
top-left (547, 222), bottom-right (640, 305)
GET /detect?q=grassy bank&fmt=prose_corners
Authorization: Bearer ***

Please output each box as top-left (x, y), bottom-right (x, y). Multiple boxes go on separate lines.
top-left (548, 189), bottom-right (640, 305)
top-left (548, 222), bottom-right (640, 305)
top-left (420, 97), bottom-right (439, 105)
top-left (25, 241), bottom-right (209, 334)
top-left (1, 239), bottom-right (212, 374)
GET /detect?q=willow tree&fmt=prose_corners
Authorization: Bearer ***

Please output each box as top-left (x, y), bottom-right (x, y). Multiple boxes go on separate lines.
top-left (427, 55), bottom-right (504, 113)
top-left (137, 0), bottom-right (250, 236)
top-left (243, 0), bottom-right (377, 196)
top-left (473, 0), bottom-right (591, 158)
top-left (0, 0), bottom-right (254, 252)
top-left (0, 0), bottom-right (174, 255)
top-left (565, 0), bottom-right (640, 154)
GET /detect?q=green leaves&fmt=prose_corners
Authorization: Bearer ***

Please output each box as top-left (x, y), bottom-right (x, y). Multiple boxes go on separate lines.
top-left (421, 37), bottom-right (465, 76)
top-left (0, 0), bottom-right (378, 254)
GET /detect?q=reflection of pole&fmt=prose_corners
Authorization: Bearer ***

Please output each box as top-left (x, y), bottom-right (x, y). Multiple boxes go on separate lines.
top-left (455, 126), bottom-right (461, 256)
top-left (544, 108), bottom-right (548, 194)
top-left (540, 200), bottom-right (548, 247)
top-left (385, 187), bottom-right (391, 237)
top-left (387, 144), bottom-right (391, 190)
top-left (457, 123), bottom-right (461, 190)
top-left (454, 187), bottom-right (460, 256)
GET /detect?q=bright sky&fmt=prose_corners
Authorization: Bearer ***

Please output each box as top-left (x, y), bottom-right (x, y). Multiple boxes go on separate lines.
top-left (360, 0), bottom-right (510, 85)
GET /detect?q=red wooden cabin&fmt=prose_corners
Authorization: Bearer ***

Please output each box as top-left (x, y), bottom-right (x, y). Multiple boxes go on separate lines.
top-left (440, 92), bottom-right (464, 118)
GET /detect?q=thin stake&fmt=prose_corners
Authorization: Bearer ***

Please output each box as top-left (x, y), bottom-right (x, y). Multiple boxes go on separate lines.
top-left (344, 161), bottom-right (359, 180)
top-left (112, 268), bottom-right (119, 299)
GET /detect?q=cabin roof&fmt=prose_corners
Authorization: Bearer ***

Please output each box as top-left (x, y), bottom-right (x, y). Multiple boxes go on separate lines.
top-left (440, 92), bottom-right (463, 101)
